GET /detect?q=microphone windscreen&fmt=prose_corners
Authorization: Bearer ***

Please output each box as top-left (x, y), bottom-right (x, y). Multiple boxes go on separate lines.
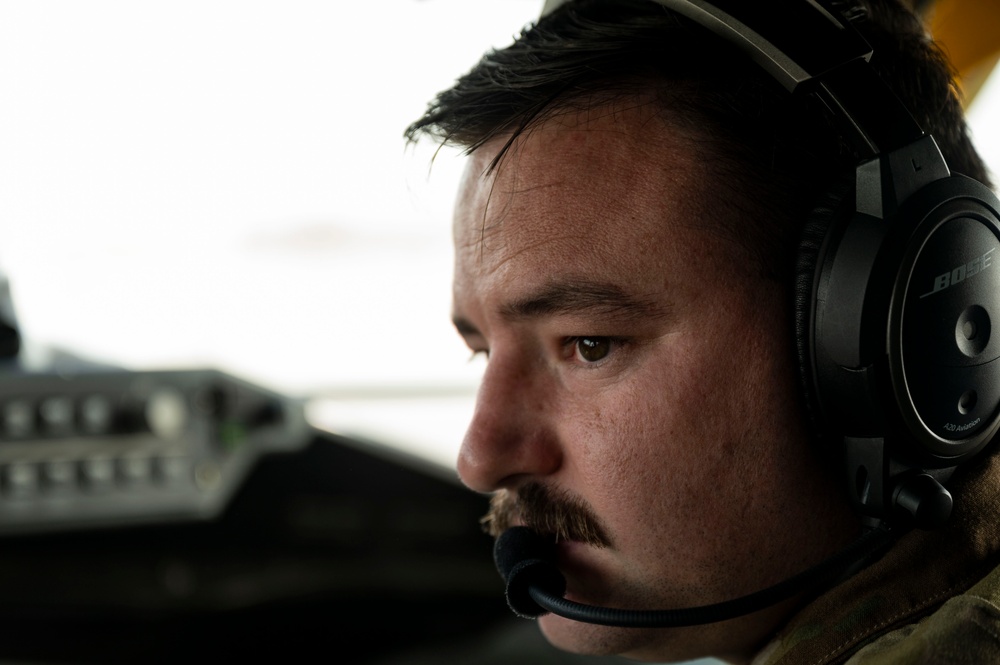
top-left (494, 526), bottom-right (566, 619)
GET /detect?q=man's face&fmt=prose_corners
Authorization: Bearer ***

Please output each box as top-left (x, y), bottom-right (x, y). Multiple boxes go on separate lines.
top-left (450, 105), bottom-right (857, 663)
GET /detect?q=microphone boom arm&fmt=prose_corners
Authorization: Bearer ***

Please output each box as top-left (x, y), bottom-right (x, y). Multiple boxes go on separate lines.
top-left (497, 525), bottom-right (894, 628)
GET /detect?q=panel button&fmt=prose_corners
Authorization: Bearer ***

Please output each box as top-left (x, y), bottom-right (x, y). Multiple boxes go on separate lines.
top-left (79, 395), bottom-right (114, 435)
top-left (2, 401), bottom-right (33, 438)
top-left (39, 397), bottom-right (74, 436)
top-left (119, 455), bottom-right (153, 484)
top-left (156, 455), bottom-right (191, 484)
top-left (145, 389), bottom-right (189, 440)
top-left (43, 459), bottom-right (77, 489)
top-left (5, 462), bottom-right (38, 495)
top-left (81, 457), bottom-right (115, 489)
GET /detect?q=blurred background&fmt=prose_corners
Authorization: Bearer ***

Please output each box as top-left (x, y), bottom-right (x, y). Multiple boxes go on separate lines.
top-left (0, 1), bottom-right (996, 663)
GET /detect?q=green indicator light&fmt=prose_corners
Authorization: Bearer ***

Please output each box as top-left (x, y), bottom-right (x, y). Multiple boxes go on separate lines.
top-left (218, 422), bottom-right (247, 451)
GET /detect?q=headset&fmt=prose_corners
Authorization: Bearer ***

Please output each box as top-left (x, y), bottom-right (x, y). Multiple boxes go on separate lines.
top-left (496, 0), bottom-right (1000, 627)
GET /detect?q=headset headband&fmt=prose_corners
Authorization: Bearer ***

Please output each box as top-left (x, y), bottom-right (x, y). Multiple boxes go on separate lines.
top-left (539, 0), bottom-right (923, 158)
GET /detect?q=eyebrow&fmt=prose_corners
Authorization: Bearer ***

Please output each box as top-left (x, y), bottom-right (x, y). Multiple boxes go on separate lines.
top-left (501, 279), bottom-right (666, 321)
top-left (452, 279), bottom-right (670, 336)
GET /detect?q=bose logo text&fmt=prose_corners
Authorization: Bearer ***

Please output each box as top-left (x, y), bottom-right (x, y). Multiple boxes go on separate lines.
top-left (920, 248), bottom-right (996, 299)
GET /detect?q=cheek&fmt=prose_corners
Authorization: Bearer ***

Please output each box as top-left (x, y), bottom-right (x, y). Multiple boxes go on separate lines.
top-left (567, 339), bottom-right (728, 523)
top-left (566, 321), bottom-right (794, 543)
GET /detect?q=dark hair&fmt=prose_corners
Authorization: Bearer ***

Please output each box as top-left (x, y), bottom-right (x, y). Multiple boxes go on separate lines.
top-left (404, 0), bottom-right (991, 278)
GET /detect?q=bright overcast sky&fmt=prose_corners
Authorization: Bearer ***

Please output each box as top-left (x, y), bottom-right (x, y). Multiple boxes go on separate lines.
top-left (0, 1), bottom-right (541, 392)
top-left (1, 1), bottom-right (998, 467)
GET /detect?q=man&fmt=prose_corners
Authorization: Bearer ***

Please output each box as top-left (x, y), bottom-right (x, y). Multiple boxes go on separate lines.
top-left (405, 1), bottom-right (1000, 663)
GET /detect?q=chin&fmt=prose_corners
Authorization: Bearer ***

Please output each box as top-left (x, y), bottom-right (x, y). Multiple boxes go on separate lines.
top-left (536, 603), bottom-right (790, 664)
top-left (535, 560), bottom-right (700, 661)
top-left (537, 612), bottom-right (693, 662)
top-left (538, 612), bottom-right (632, 657)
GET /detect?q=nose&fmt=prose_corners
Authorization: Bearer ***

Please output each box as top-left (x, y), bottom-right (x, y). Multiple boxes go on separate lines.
top-left (456, 350), bottom-right (562, 493)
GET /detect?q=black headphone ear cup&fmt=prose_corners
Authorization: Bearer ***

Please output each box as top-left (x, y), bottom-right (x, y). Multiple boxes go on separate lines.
top-left (794, 178), bottom-right (853, 442)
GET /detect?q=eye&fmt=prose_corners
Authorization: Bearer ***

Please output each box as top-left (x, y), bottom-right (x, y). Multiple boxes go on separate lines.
top-left (573, 337), bottom-right (613, 363)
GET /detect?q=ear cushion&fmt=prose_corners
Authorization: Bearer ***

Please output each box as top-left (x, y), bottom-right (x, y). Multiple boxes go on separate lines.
top-left (794, 178), bottom-right (854, 442)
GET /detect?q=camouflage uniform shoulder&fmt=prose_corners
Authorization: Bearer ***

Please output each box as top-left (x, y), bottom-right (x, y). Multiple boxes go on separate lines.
top-left (753, 453), bottom-right (1000, 665)
top-left (843, 562), bottom-right (1000, 664)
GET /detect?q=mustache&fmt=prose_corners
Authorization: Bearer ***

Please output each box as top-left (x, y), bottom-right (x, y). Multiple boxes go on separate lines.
top-left (480, 482), bottom-right (612, 548)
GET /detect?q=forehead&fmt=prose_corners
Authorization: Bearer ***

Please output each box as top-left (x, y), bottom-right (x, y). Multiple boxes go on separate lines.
top-left (452, 105), bottom-right (725, 306)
